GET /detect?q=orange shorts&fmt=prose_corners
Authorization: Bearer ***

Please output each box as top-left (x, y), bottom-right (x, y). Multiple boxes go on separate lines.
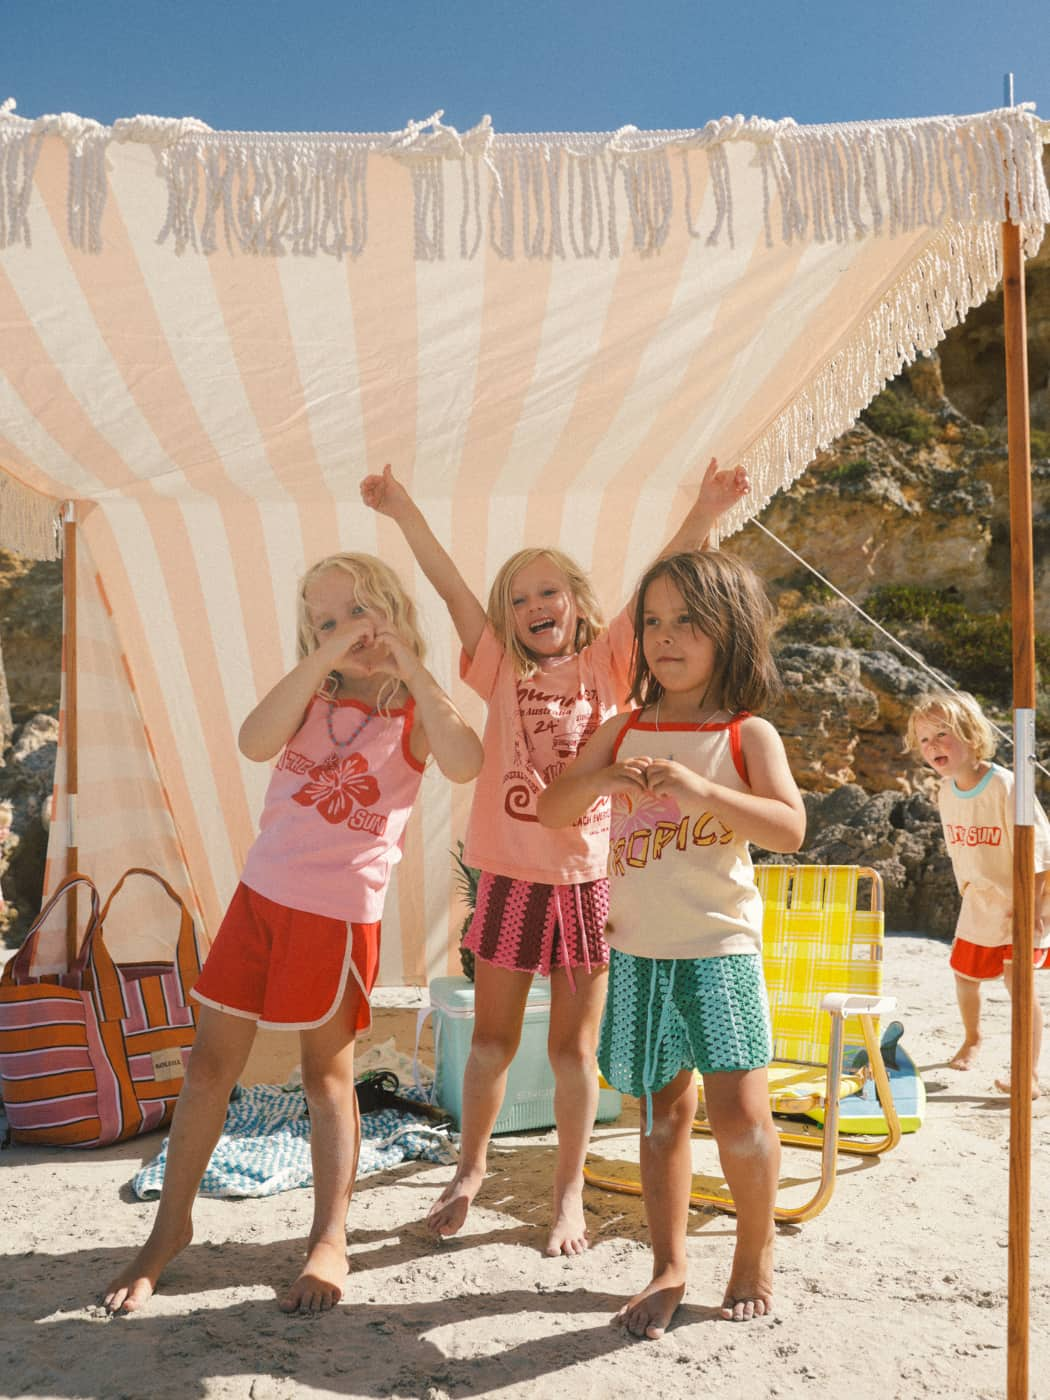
top-left (193, 882), bottom-right (380, 1032)
top-left (950, 936), bottom-right (1050, 982)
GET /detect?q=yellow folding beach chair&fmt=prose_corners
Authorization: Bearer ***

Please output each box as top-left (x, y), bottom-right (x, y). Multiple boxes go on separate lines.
top-left (585, 865), bottom-right (901, 1224)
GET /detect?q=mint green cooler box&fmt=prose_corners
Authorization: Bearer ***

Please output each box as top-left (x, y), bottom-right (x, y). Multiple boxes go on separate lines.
top-left (428, 975), bottom-right (622, 1134)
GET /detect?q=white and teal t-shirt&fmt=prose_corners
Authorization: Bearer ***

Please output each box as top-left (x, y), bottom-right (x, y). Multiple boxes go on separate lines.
top-left (938, 763), bottom-right (1050, 948)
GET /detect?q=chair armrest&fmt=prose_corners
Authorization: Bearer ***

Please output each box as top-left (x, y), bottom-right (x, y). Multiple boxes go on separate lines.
top-left (820, 992), bottom-right (897, 1017)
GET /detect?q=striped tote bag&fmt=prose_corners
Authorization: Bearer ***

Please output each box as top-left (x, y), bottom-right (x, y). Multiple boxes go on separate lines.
top-left (0, 868), bottom-right (201, 1147)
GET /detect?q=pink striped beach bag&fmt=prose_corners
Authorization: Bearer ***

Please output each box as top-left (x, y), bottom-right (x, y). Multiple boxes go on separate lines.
top-left (0, 869), bottom-right (201, 1147)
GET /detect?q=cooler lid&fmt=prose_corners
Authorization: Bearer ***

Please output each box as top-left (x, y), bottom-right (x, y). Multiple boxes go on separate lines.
top-left (428, 974), bottom-right (552, 1012)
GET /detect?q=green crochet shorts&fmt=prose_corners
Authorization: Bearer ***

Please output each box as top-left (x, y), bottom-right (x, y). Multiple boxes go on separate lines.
top-left (598, 948), bottom-right (772, 1100)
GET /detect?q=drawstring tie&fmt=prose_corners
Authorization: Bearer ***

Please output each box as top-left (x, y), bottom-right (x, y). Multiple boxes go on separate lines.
top-left (543, 883), bottom-right (593, 996)
top-left (641, 959), bottom-right (677, 1135)
top-left (574, 883), bottom-right (592, 978)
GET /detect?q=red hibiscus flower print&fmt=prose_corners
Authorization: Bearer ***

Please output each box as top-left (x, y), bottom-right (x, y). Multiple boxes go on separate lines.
top-left (293, 753), bottom-right (380, 825)
top-left (611, 787), bottom-right (681, 842)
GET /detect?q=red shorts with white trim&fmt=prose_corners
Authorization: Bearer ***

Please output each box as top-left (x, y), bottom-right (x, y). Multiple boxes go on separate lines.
top-left (949, 936), bottom-right (1050, 982)
top-left (193, 883), bottom-right (380, 1032)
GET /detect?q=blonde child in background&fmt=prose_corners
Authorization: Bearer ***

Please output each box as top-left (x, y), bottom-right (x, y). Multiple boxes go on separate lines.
top-left (104, 554), bottom-right (482, 1315)
top-left (360, 461), bottom-right (745, 1257)
top-left (539, 550), bottom-right (805, 1336)
top-left (906, 690), bottom-right (1050, 1098)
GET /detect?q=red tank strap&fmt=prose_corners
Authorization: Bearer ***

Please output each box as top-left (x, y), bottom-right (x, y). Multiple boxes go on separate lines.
top-left (729, 712), bottom-right (751, 785)
top-left (610, 709), bottom-right (642, 760)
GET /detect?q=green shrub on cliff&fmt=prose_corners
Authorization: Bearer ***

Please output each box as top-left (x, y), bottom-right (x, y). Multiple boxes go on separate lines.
top-left (823, 458), bottom-right (874, 486)
top-left (865, 584), bottom-right (1049, 708)
top-left (861, 389), bottom-right (937, 447)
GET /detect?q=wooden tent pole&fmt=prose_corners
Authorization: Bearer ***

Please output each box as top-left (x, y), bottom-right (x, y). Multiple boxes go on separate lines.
top-left (62, 501), bottom-right (78, 963)
top-left (1001, 212), bottom-right (1036, 1400)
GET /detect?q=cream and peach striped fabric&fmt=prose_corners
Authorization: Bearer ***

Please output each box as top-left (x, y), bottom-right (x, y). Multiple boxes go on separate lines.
top-left (0, 105), bottom-right (1046, 980)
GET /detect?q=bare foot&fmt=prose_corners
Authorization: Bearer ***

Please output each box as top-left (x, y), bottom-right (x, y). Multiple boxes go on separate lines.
top-left (103, 1224), bottom-right (193, 1314)
top-left (278, 1238), bottom-right (348, 1313)
top-left (544, 1185), bottom-right (589, 1257)
top-left (613, 1267), bottom-right (686, 1340)
top-left (721, 1229), bottom-right (775, 1322)
top-left (994, 1074), bottom-right (1042, 1102)
top-left (426, 1168), bottom-right (484, 1238)
top-left (949, 1039), bottom-right (981, 1071)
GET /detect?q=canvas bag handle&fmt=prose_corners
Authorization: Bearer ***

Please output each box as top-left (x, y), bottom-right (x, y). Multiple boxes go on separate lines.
top-left (2, 874), bottom-right (101, 986)
top-left (99, 867), bottom-right (200, 1005)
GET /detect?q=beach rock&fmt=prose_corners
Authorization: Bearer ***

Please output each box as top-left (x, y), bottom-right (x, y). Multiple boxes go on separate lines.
top-left (0, 714), bottom-right (58, 946)
top-left (783, 784), bottom-right (958, 936)
top-left (772, 645), bottom-right (878, 791)
top-left (0, 551), bottom-right (62, 726)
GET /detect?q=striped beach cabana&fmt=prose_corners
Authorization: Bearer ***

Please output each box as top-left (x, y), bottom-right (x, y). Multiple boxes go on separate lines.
top-left (2, 101), bottom-right (1044, 979)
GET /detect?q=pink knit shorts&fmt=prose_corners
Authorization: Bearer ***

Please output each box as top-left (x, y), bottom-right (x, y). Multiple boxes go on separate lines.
top-left (463, 872), bottom-right (610, 983)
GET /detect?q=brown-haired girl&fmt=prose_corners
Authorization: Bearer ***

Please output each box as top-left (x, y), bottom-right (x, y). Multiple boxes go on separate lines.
top-left (539, 549), bottom-right (805, 1335)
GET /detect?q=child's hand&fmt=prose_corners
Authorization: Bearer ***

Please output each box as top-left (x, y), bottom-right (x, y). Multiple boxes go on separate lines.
top-left (642, 758), bottom-right (706, 804)
top-left (356, 624), bottom-right (423, 686)
top-left (315, 619), bottom-right (378, 675)
top-left (360, 463), bottom-right (413, 520)
top-left (696, 456), bottom-right (749, 520)
top-left (598, 757), bottom-right (651, 796)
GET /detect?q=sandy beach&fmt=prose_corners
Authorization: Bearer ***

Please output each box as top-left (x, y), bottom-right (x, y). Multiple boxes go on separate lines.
top-left (2, 931), bottom-right (1048, 1400)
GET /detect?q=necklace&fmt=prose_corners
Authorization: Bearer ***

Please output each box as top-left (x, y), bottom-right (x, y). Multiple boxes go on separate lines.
top-left (325, 699), bottom-right (378, 751)
top-left (653, 694), bottom-right (724, 731)
top-left (653, 695), bottom-right (724, 758)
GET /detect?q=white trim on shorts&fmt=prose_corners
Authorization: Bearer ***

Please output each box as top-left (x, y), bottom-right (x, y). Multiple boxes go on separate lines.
top-left (192, 925), bottom-right (371, 1033)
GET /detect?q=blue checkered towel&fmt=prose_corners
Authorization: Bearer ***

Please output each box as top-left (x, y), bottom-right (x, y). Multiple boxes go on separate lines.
top-left (132, 1080), bottom-right (455, 1199)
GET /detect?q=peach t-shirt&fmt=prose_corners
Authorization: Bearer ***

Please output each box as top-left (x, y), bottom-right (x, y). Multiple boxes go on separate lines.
top-left (461, 609), bottom-right (634, 884)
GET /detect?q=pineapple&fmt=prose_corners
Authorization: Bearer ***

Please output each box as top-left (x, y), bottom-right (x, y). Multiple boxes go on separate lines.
top-left (451, 842), bottom-right (481, 982)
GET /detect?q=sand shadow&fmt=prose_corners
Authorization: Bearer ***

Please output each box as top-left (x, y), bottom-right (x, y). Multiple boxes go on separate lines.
top-left (5, 1243), bottom-right (730, 1400)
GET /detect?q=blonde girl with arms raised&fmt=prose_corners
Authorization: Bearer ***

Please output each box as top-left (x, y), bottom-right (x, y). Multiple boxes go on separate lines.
top-left (539, 550), bottom-right (805, 1335)
top-left (360, 462), bottom-right (745, 1256)
top-left (906, 691), bottom-right (1050, 1097)
top-left (104, 554), bottom-right (482, 1315)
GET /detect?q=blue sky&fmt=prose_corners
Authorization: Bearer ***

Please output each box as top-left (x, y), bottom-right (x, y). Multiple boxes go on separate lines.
top-left (4, 1), bottom-right (1048, 135)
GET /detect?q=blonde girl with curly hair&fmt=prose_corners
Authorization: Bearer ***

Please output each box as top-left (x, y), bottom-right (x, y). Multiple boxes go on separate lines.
top-left (104, 552), bottom-right (481, 1317)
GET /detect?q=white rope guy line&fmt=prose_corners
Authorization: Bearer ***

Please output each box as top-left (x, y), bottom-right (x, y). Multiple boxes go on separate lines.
top-left (752, 518), bottom-right (1050, 778)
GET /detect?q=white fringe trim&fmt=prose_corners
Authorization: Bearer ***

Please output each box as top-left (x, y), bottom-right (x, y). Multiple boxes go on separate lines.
top-left (0, 472), bottom-right (61, 560)
top-left (1, 100), bottom-right (1047, 261)
top-left (712, 220), bottom-right (1010, 545)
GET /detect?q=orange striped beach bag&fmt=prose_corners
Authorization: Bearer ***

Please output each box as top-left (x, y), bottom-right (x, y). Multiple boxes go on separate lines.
top-left (0, 869), bottom-right (201, 1147)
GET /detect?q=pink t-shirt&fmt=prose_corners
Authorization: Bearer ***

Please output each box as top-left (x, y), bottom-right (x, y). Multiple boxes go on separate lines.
top-left (461, 608), bottom-right (634, 884)
top-left (240, 695), bottom-right (425, 923)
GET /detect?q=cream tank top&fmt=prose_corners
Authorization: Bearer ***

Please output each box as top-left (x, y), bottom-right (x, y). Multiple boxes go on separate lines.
top-left (603, 710), bottom-right (764, 961)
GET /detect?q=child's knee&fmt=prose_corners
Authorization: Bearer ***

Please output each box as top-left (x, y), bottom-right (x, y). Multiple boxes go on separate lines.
top-left (645, 1107), bottom-right (692, 1147)
top-left (470, 1029), bottom-right (519, 1075)
top-left (301, 1057), bottom-right (356, 1108)
top-left (716, 1114), bottom-right (777, 1163)
top-left (183, 1042), bottom-right (240, 1099)
top-left (547, 1038), bottom-right (597, 1079)
top-left (647, 1086), bottom-right (698, 1142)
